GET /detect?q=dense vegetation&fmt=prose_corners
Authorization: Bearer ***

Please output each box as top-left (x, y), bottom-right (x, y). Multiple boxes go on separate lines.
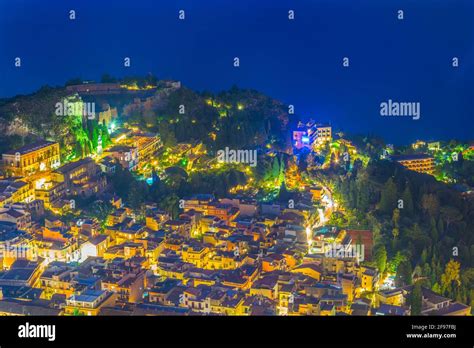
top-left (129, 85), bottom-right (291, 153)
top-left (0, 86), bottom-right (111, 161)
top-left (329, 158), bottom-right (474, 306)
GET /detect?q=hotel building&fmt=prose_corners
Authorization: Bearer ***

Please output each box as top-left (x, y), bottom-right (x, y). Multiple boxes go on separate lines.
top-left (392, 154), bottom-right (435, 175)
top-left (2, 140), bottom-right (60, 177)
top-left (132, 133), bottom-right (161, 161)
top-left (293, 121), bottom-right (332, 150)
top-left (104, 145), bottom-right (139, 171)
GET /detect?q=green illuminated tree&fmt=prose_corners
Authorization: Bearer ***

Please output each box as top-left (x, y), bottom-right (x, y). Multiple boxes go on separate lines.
top-left (374, 245), bottom-right (387, 275)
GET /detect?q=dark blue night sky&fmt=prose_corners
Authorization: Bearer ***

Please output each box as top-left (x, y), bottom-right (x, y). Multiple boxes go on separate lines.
top-left (1, 0), bottom-right (473, 144)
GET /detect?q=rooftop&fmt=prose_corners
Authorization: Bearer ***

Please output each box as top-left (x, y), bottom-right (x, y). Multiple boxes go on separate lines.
top-left (4, 140), bottom-right (57, 155)
top-left (391, 153), bottom-right (433, 161)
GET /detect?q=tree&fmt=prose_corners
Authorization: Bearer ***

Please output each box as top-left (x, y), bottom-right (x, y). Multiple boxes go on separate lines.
top-left (441, 259), bottom-right (461, 296)
top-left (392, 208), bottom-right (400, 240)
top-left (421, 193), bottom-right (439, 217)
top-left (374, 245), bottom-right (387, 275)
top-left (158, 122), bottom-right (177, 147)
top-left (432, 282), bottom-right (442, 294)
top-left (392, 208), bottom-right (400, 227)
top-left (88, 200), bottom-right (113, 228)
top-left (401, 185), bottom-right (414, 215)
top-left (391, 227), bottom-right (400, 244)
top-left (410, 283), bottom-right (423, 315)
top-left (271, 156), bottom-right (280, 182)
top-left (159, 193), bottom-right (180, 219)
top-left (396, 260), bottom-right (412, 286)
top-left (128, 181), bottom-right (147, 210)
top-left (440, 206), bottom-right (462, 234)
top-left (356, 172), bottom-right (370, 212)
top-left (379, 178), bottom-right (397, 214)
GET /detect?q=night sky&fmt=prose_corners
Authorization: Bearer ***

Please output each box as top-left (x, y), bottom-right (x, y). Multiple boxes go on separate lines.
top-left (1, 0), bottom-right (473, 144)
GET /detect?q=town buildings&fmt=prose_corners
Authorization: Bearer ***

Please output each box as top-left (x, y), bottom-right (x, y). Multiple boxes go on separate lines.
top-left (391, 154), bottom-right (435, 175)
top-left (0, 129), bottom-right (469, 317)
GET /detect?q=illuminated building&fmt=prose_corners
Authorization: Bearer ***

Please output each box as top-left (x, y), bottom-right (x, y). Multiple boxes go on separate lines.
top-left (210, 293), bottom-right (246, 315)
top-left (321, 256), bottom-right (356, 274)
top-left (0, 179), bottom-right (35, 208)
top-left (99, 156), bottom-right (116, 174)
top-left (219, 198), bottom-right (258, 217)
top-left (206, 251), bottom-right (240, 270)
top-left (391, 154), bottom-right (435, 175)
top-left (147, 278), bottom-right (181, 304)
top-left (339, 274), bottom-right (357, 302)
top-left (97, 105), bottom-right (118, 125)
top-left (319, 302), bottom-right (336, 316)
top-left (109, 224), bottom-right (148, 245)
top-left (308, 186), bottom-right (323, 201)
top-left (183, 194), bottom-right (215, 214)
top-left (181, 244), bottom-right (209, 268)
top-left (104, 145), bottom-right (138, 171)
top-left (79, 235), bottom-right (110, 261)
top-left (132, 133), bottom-right (161, 161)
top-left (249, 275), bottom-right (279, 300)
top-left (377, 288), bottom-right (404, 307)
top-left (163, 219), bottom-right (191, 237)
top-left (35, 227), bottom-right (80, 263)
top-left (291, 263), bottom-right (323, 281)
top-left (277, 283), bottom-right (296, 314)
top-left (418, 287), bottom-right (471, 316)
top-left (262, 254), bottom-right (286, 272)
top-left (103, 242), bottom-right (146, 260)
top-left (0, 222), bottom-right (35, 268)
top-left (428, 142), bottom-right (441, 151)
top-left (64, 289), bottom-right (115, 316)
top-left (182, 287), bottom-right (212, 313)
top-left (219, 266), bottom-right (257, 291)
top-left (359, 266), bottom-right (379, 292)
top-left (53, 157), bottom-right (106, 197)
top-left (106, 208), bottom-right (127, 227)
top-left (412, 140), bottom-right (426, 150)
top-left (34, 178), bottom-right (66, 210)
top-left (293, 121), bottom-right (332, 150)
top-left (313, 125), bottom-right (332, 146)
top-left (145, 209), bottom-right (170, 231)
top-left (345, 229), bottom-right (373, 261)
top-left (101, 269), bottom-right (146, 303)
top-left (39, 262), bottom-right (76, 299)
top-left (0, 259), bottom-right (44, 287)
top-left (207, 202), bottom-right (240, 224)
top-left (0, 207), bottom-right (32, 231)
top-left (1, 140), bottom-right (60, 177)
